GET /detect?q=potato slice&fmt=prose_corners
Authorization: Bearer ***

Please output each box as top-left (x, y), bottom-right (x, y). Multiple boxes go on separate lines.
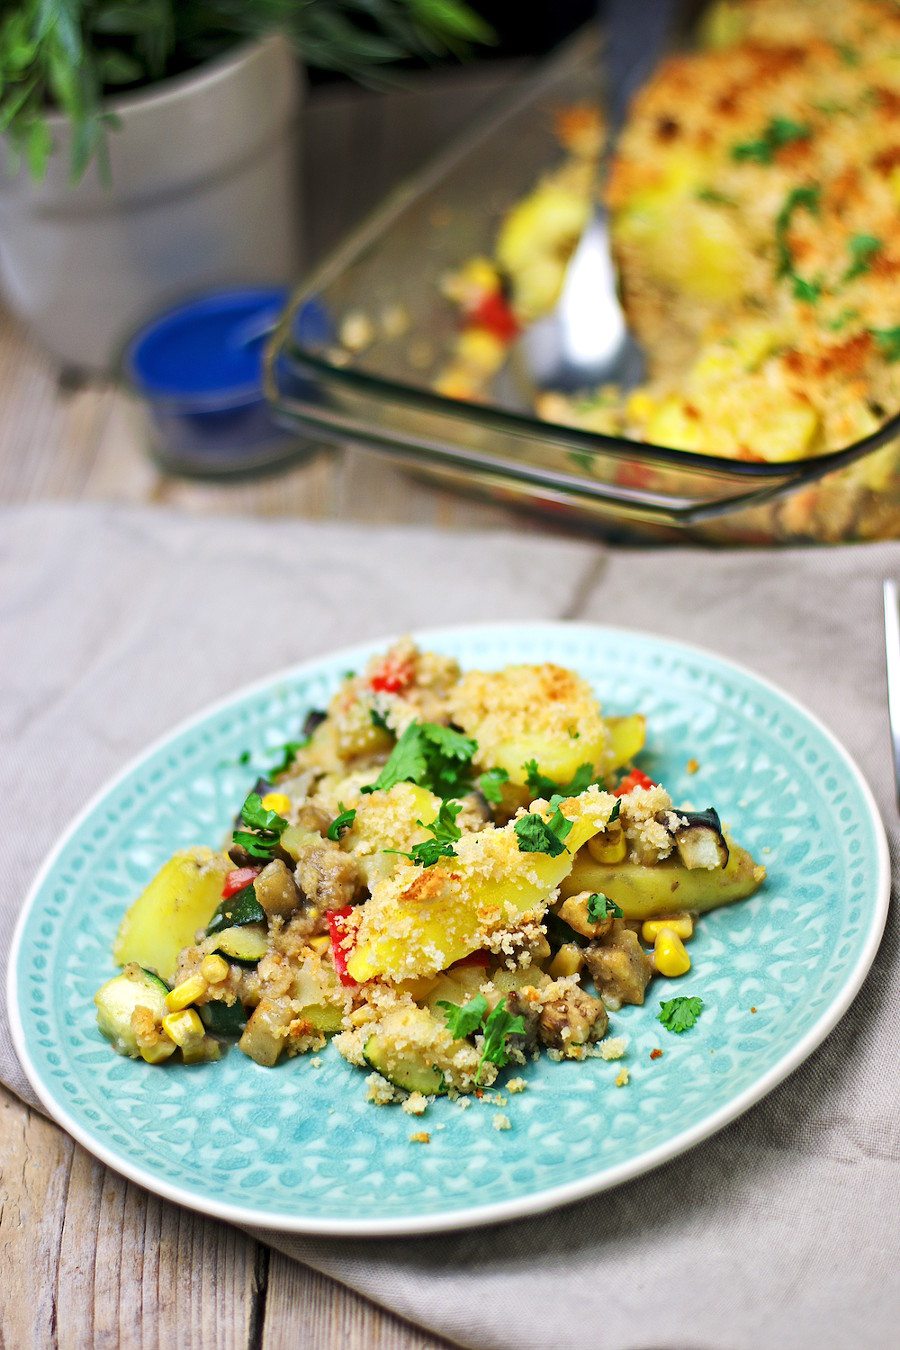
top-left (449, 663), bottom-right (608, 786)
top-left (346, 790), bottom-right (616, 982)
top-left (341, 783), bottom-right (441, 886)
top-left (561, 838), bottom-right (765, 918)
top-left (114, 848), bottom-right (230, 982)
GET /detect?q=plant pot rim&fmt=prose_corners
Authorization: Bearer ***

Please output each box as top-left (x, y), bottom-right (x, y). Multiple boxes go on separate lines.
top-left (39, 33), bottom-right (288, 128)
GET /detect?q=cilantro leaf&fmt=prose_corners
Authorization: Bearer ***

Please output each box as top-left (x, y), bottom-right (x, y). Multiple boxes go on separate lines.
top-left (843, 233), bottom-right (881, 283)
top-left (369, 707), bottom-right (392, 732)
top-left (514, 809), bottom-right (572, 858)
top-left (392, 800), bottom-right (463, 868)
top-left (774, 184), bottom-right (822, 304)
top-left (587, 893), bottom-right (624, 923)
top-left (437, 993), bottom-right (488, 1039)
top-left (360, 721), bottom-right (477, 798)
top-left (478, 1002), bottom-right (526, 1079)
top-left (266, 740), bottom-right (305, 777)
top-left (233, 792), bottom-right (289, 860)
top-left (871, 325), bottom-right (900, 362)
top-left (477, 766), bottom-right (509, 804)
top-left (657, 996), bottom-right (705, 1034)
top-left (361, 722), bottom-right (429, 794)
top-left (326, 804), bottom-right (356, 842)
top-left (241, 792), bottom-right (289, 835)
top-left (524, 759), bottom-right (596, 800)
top-left (732, 116), bottom-right (811, 165)
top-left (608, 797), bottom-right (621, 824)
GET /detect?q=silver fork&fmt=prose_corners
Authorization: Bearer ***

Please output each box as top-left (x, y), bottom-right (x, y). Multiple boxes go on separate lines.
top-left (882, 579), bottom-right (900, 813)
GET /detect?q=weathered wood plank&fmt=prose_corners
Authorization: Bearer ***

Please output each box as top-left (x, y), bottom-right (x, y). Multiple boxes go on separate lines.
top-left (262, 1250), bottom-right (452, 1350)
top-left (1, 1084), bottom-right (261, 1350)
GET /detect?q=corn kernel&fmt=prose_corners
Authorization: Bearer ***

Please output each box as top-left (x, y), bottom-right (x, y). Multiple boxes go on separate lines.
top-left (308, 935), bottom-right (331, 955)
top-left (642, 913), bottom-right (694, 943)
top-left (653, 928), bottom-right (692, 977)
top-left (587, 824), bottom-right (628, 865)
top-left (261, 792), bottom-right (291, 816)
top-left (182, 1035), bottom-right (222, 1065)
top-left (162, 1008), bottom-right (205, 1048)
top-left (200, 954), bottom-right (230, 984)
top-left (548, 943), bottom-right (584, 979)
top-left (139, 1038), bottom-right (177, 1065)
top-left (165, 973), bottom-right (207, 1012)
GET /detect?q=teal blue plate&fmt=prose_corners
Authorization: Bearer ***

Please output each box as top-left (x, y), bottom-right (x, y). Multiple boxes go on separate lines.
top-left (8, 625), bottom-right (889, 1236)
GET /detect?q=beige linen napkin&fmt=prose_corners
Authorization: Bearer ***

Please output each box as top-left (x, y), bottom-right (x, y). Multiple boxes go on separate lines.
top-left (2, 503), bottom-right (897, 1349)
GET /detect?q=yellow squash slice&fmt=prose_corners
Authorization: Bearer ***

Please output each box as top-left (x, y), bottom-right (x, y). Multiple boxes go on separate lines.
top-left (561, 838), bottom-right (765, 918)
top-left (113, 847), bottom-right (231, 982)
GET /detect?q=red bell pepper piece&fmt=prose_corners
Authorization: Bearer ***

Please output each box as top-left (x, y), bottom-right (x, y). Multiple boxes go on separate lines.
top-left (448, 950), bottom-right (490, 971)
top-left (369, 651), bottom-right (415, 694)
top-left (613, 768), bottom-right (657, 797)
top-left (326, 906), bottom-right (358, 986)
top-left (222, 867), bottom-right (260, 898)
top-left (468, 290), bottom-right (519, 342)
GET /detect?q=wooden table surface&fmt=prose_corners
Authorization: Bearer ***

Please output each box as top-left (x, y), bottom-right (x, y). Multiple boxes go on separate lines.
top-left (0, 60), bottom-right (543, 1350)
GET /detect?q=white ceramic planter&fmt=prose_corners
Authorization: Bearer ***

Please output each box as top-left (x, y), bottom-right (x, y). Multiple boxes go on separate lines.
top-left (0, 36), bottom-right (303, 373)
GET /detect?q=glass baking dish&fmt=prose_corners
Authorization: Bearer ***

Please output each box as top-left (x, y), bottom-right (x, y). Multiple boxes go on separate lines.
top-left (266, 26), bottom-right (900, 544)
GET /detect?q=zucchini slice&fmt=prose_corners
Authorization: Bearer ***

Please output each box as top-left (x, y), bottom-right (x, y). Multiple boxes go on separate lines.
top-left (362, 1006), bottom-right (448, 1095)
top-left (200, 999), bottom-right (248, 1037)
top-left (94, 964), bottom-right (169, 1057)
top-left (213, 923), bottom-right (268, 963)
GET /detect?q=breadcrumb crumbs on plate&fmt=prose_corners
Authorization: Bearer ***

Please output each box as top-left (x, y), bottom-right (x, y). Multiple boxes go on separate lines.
top-left (615, 1067), bottom-right (630, 1088)
top-left (750, 1006), bottom-right (758, 1013)
top-left (650, 1048), bottom-right (663, 1061)
top-left (409, 1131), bottom-right (431, 1144)
top-left (492, 1113), bottom-right (511, 1131)
top-left (401, 1091), bottom-right (428, 1117)
top-left (310, 1057), bottom-right (322, 1068)
top-left (507, 1077), bottom-right (527, 1094)
top-left (599, 1036), bottom-right (627, 1061)
top-left (456, 1097), bottom-right (472, 1110)
top-left (686, 758), bottom-right (700, 775)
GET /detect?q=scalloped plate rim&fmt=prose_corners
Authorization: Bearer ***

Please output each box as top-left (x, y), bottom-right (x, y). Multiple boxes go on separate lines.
top-left (7, 622), bottom-right (890, 1237)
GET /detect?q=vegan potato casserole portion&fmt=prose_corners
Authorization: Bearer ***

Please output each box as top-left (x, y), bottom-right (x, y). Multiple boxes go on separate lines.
top-left (94, 640), bottom-right (765, 1106)
top-left (430, 0), bottom-right (900, 541)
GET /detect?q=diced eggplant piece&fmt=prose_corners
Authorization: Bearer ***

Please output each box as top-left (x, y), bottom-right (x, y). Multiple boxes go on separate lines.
top-left (584, 926), bottom-right (653, 1008)
top-left (302, 709), bottom-right (327, 739)
top-left (254, 858), bottom-right (301, 918)
top-left (656, 807), bottom-right (729, 871)
top-left (537, 986), bottom-right (608, 1049)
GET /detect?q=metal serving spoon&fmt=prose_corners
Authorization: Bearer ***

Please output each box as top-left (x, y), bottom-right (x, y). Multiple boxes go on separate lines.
top-left (516, 0), bottom-right (682, 394)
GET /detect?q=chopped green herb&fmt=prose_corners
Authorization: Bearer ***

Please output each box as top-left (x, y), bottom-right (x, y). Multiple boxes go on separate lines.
top-left (871, 326), bottom-right (900, 361)
top-left (478, 1002), bottom-right (527, 1079)
top-left (233, 791), bottom-right (289, 860)
top-left (266, 740), bottom-right (306, 777)
top-left (696, 187), bottom-right (736, 206)
top-left (774, 184), bottom-right (822, 303)
top-left (342, 669), bottom-right (356, 680)
top-left (608, 798), bottom-right (621, 824)
top-left (437, 994), bottom-right (526, 1082)
top-left (587, 893), bottom-right (624, 923)
top-left (206, 884), bottom-right (267, 936)
top-left (843, 233), bottom-right (881, 282)
top-left (523, 759), bottom-right (595, 800)
top-left (477, 767), bottom-right (509, 804)
top-left (392, 800), bottom-right (463, 868)
top-left (369, 707), bottom-right (392, 732)
top-left (657, 996), bottom-right (705, 1034)
top-left (327, 804), bottom-right (357, 842)
top-left (438, 993), bottom-right (488, 1039)
top-left (732, 116), bottom-right (811, 165)
top-left (238, 750), bottom-right (252, 765)
top-left (360, 720), bottom-right (477, 798)
top-left (514, 809), bottom-right (572, 858)
top-left (827, 306), bottom-right (861, 332)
